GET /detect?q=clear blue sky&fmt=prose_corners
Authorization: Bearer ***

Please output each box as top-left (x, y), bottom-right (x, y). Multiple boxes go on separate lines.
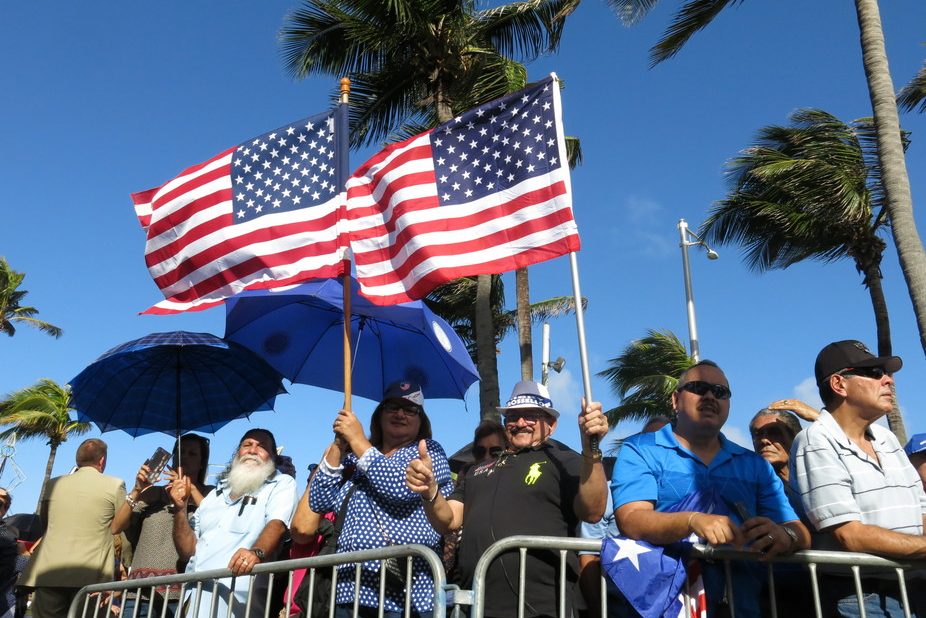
top-left (1, 1), bottom-right (925, 513)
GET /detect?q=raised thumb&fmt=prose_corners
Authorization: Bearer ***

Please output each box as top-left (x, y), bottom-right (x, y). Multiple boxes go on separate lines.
top-left (418, 439), bottom-right (430, 461)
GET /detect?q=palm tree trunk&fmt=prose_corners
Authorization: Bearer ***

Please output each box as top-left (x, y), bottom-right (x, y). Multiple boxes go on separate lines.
top-left (855, 0), bottom-right (926, 358)
top-left (516, 268), bottom-right (533, 380)
top-left (475, 274), bottom-right (501, 421)
top-left (37, 442), bottom-right (58, 512)
top-left (865, 264), bottom-right (907, 442)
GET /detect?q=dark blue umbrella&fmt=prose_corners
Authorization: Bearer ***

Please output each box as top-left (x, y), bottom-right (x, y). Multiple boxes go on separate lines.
top-left (69, 331), bottom-right (286, 437)
top-left (224, 278), bottom-right (479, 402)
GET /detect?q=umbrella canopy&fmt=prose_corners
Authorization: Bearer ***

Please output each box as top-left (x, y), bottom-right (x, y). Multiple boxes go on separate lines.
top-left (69, 331), bottom-right (286, 437)
top-left (224, 278), bottom-right (479, 402)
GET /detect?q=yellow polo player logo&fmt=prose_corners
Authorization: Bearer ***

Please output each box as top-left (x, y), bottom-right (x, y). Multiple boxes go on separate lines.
top-left (525, 462), bottom-right (545, 485)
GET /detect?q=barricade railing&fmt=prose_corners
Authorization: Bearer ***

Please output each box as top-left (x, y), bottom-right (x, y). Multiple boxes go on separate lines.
top-left (65, 535), bottom-right (926, 618)
top-left (468, 535), bottom-right (926, 618)
top-left (67, 544), bottom-right (447, 618)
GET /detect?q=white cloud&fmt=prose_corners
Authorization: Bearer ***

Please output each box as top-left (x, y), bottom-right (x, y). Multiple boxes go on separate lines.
top-left (633, 230), bottom-right (676, 258)
top-left (723, 425), bottom-right (753, 450)
top-left (547, 368), bottom-right (581, 410)
top-left (793, 377), bottom-right (824, 409)
top-left (623, 195), bottom-right (663, 226)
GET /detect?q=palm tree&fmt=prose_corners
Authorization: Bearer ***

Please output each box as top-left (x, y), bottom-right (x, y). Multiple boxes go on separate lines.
top-left (281, 0), bottom-right (569, 415)
top-left (425, 275), bottom-right (583, 420)
top-left (700, 108), bottom-right (908, 440)
top-left (898, 58), bottom-right (926, 113)
top-left (0, 257), bottom-right (62, 339)
top-left (0, 379), bottom-right (91, 511)
top-left (598, 329), bottom-right (693, 426)
top-left (562, 0), bottom-right (926, 360)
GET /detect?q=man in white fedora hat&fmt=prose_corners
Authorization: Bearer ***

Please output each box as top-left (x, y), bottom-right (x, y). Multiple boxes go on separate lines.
top-left (407, 380), bottom-right (609, 617)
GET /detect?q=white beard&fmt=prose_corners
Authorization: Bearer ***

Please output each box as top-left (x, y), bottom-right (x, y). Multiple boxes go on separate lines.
top-left (226, 454), bottom-right (275, 498)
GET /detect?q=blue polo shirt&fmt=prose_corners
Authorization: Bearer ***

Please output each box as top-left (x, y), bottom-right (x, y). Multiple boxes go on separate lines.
top-left (611, 426), bottom-right (797, 618)
top-left (612, 425), bottom-right (797, 524)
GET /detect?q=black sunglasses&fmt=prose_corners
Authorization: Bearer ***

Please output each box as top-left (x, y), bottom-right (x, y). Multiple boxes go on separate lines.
top-left (838, 366), bottom-right (888, 380)
top-left (678, 381), bottom-right (732, 400)
top-left (473, 445), bottom-right (504, 459)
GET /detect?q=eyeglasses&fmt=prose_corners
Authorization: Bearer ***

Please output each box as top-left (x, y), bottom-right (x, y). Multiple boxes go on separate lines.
top-left (0, 499), bottom-right (8, 510)
top-left (677, 381), bottom-right (732, 400)
top-left (473, 445), bottom-right (504, 459)
top-left (837, 366), bottom-right (888, 380)
top-left (503, 412), bottom-right (549, 425)
top-left (383, 403), bottom-right (420, 416)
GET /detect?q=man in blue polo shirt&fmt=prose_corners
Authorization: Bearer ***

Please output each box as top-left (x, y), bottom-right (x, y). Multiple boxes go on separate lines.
top-left (612, 360), bottom-right (810, 617)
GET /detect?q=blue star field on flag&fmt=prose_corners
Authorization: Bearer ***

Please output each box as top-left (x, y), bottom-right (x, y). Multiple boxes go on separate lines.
top-left (432, 79), bottom-right (561, 205)
top-left (231, 111), bottom-right (338, 223)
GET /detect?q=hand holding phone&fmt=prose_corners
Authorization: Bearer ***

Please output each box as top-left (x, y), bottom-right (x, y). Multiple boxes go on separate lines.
top-left (144, 447), bottom-right (172, 483)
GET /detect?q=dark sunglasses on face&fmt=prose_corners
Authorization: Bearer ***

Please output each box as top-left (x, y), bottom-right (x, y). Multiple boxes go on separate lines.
top-left (678, 380), bottom-right (732, 400)
top-left (472, 445), bottom-right (504, 459)
top-left (837, 366), bottom-right (887, 380)
top-left (503, 412), bottom-right (548, 424)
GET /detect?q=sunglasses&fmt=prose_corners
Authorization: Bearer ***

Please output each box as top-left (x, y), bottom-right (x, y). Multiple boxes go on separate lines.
top-left (837, 366), bottom-right (888, 380)
top-left (383, 403), bottom-right (420, 416)
top-left (678, 381), bottom-right (732, 400)
top-left (472, 445), bottom-right (504, 459)
top-left (503, 412), bottom-right (549, 424)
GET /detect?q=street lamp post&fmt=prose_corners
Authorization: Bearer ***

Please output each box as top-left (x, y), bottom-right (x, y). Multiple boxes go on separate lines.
top-left (677, 218), bottom-right (719, 362)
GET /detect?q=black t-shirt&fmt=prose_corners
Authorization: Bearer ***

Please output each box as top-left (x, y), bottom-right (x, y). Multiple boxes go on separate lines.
top-left (451, 439), bottom-right (582, 618)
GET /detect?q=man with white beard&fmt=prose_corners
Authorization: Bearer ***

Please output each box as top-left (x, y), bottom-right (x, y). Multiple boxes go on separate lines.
top-left (171, 428), bottom-right (296, 617)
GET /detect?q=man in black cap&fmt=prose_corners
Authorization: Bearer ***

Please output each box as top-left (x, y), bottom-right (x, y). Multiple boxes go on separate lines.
top-left (791, 340), bottom-right (926, 617)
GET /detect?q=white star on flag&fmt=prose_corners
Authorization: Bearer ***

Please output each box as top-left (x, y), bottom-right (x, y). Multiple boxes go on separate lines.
top-left (608, 537), bottom-right (651, 571)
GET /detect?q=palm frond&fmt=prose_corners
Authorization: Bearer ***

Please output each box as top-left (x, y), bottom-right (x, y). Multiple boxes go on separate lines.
top-left (898, 60), bottom-right (926, 113)
top-left (701, 108), bottom-right (894, 279)
top-left (598, 329), bottom-right (693, 426)
top-left (605, 0), bottom-right (661, 26)
top-left (649, 0), bottom-right (741, 66)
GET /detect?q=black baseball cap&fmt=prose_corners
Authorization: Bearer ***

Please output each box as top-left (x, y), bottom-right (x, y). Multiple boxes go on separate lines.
top-left (814, 340), bottom-right (902, 387)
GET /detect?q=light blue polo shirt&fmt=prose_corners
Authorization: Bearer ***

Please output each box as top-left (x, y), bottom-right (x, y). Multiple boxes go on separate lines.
top-left (612, 424), bottom-right (797, 524)
top-left (185, 472), bottom-right (297, 617)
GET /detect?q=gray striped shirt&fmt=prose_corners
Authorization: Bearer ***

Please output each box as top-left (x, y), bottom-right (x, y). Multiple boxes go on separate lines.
top-left (790, 410), bottom-right (926, 547)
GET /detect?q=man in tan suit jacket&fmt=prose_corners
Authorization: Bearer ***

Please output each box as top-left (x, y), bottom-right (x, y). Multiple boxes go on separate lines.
top-left (20, 438), bottom-right (133, 617)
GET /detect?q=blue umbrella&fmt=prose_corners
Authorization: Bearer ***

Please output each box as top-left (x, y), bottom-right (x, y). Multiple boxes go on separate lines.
top-left (69, 331), bottom-right (286, 437)
top-left (224, 277), bottom-right (479, 402)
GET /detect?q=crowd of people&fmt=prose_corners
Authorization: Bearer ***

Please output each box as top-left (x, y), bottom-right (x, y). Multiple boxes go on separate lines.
top-left (4, 337), bottom-right (926, 618)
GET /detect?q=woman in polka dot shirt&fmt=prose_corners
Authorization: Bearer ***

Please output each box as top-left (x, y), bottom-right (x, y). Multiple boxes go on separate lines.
top-left (309, 380), bottom-right (452, 618)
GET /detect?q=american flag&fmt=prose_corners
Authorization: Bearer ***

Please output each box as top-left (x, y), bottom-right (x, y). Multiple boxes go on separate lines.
top-left (346, 74), bottom-right (580, 305)
top-left (132, 110), bottom-right (347, 314)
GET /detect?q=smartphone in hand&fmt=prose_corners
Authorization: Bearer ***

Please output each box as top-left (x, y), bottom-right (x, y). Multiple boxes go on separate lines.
top-left (144, 447), bottom-right (172, 483)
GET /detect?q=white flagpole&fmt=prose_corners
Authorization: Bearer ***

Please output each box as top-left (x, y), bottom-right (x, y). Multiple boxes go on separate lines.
top-left (569, 251), bottom-right (600, 456)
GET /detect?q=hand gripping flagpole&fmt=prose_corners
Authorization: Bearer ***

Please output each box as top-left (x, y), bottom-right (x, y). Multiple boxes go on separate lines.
top-left (569, 252), bottom-right (600, 457)
top-left (339, 77), bottom-right (353, 412)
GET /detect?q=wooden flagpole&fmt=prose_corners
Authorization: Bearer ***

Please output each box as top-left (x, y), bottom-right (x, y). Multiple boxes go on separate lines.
top-left (339, 77), bottom-right (353, 412)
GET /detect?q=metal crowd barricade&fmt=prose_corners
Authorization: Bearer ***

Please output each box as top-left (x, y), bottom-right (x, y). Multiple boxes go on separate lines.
top-left (467, 535), bottom-right (926, 618)
top-left (66, 544), bottom-right (448, 618)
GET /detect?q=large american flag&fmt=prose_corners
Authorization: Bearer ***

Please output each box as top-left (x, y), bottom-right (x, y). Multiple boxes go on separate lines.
top-left (131, 110), bottom-right (347, 314)
top-left (346, 74), bottom-right (580, 305)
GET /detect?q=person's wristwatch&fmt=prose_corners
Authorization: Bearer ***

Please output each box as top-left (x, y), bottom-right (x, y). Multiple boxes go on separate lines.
top-left (250, 547), bottom-right (266, 562)
top-left (781, 525), bottom-right (800, 549)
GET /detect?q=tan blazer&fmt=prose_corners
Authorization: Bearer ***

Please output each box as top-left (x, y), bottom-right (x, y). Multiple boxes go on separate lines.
top-left (21, 466), bottom-right (126, 588)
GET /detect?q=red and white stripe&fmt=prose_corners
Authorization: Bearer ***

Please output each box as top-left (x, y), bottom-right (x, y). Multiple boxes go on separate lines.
top-left (345, 135), bottom-right (579, 305)
top-left (138, 148), bottom-right (346, 314)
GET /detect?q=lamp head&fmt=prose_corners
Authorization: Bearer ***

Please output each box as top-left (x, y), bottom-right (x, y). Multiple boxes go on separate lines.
top-left (706, 248), bottom-right (719, 260)
top-left (550, 357), bottom-right (566, 373)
